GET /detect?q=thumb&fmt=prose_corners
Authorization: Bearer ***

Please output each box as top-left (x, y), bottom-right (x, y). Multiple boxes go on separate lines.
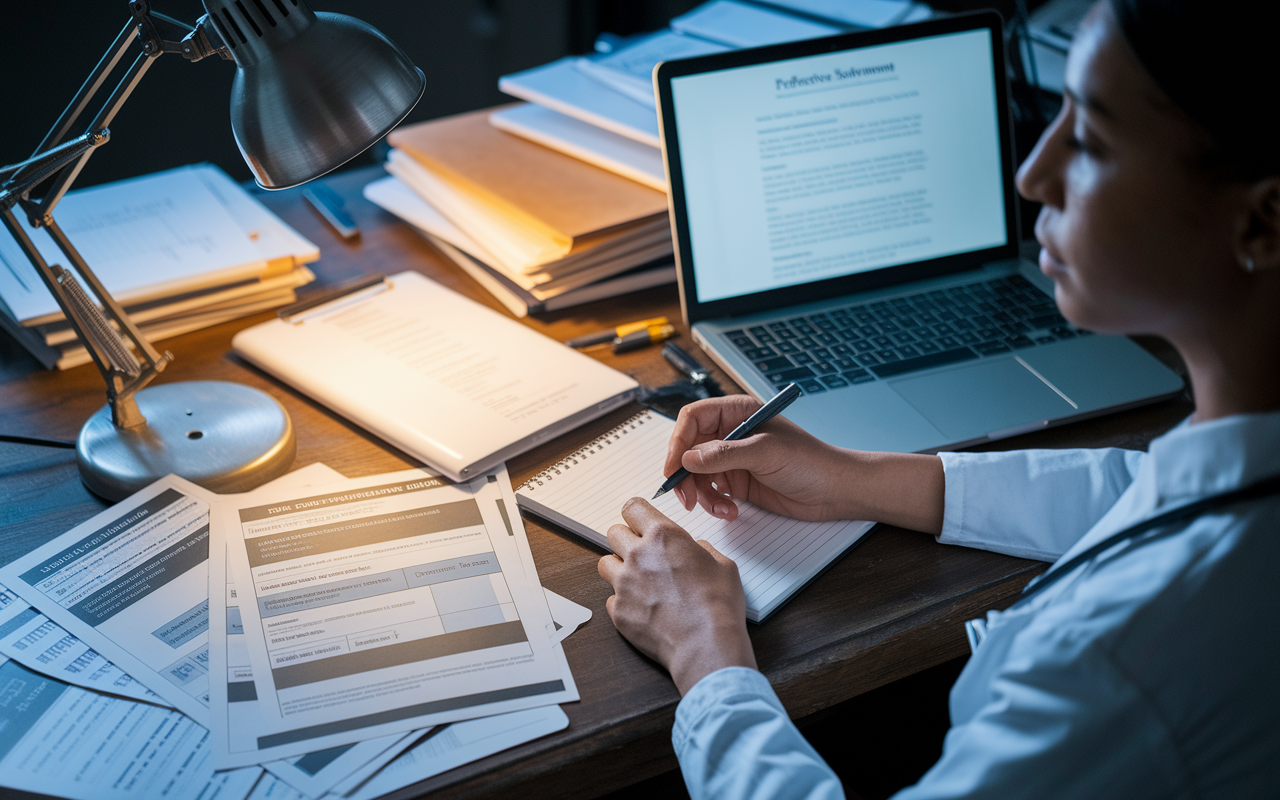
top-left (683, 436), bottom-right (777, 476)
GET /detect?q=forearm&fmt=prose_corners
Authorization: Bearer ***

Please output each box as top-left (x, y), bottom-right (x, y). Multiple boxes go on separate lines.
top-left (675, 668), bottom-right (845, 800)
top-left (828, 449), bottom-right (945, 534)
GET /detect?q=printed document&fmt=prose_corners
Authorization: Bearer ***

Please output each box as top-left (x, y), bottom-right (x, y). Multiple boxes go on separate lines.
top-left (0, 654), bottom-right (261, 800)
top-left (0, 584), bottom-right (167, 705)
top-left (0, 475), bottom-right (220, 723)
top-left (219, 467), bottom-right (577, 754)
top-left (345, 706), bottom-right (570, 800)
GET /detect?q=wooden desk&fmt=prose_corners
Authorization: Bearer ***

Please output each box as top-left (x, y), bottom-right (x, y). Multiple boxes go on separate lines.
top-left (0, 164), bottom-right (1193, 799)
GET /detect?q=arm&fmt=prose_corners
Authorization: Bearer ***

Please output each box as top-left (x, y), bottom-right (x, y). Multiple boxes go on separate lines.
top-left (675, 668), bottom-right (844, 800)
top-left (669, 397), bottom-right (1144, 558)
top-left (664, 395), bottom-right (946, 533)
top-left (672, 623), bottom-right (1185, 800)
top-left (598, 500), bottom-right (844, 799)
top-left (938, 447), bottom-right (1145, 561)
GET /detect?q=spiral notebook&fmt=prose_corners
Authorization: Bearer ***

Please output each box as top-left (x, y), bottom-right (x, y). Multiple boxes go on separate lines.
top-left (516, 409), bottom-right (875, 621)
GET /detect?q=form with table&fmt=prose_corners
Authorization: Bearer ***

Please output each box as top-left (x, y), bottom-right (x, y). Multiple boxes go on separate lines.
top-left (0, 164), bottom-right (1191, 799)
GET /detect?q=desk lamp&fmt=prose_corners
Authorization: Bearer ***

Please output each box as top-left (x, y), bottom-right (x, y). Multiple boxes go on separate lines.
top-left (0, 0), bottom-right (424, 500)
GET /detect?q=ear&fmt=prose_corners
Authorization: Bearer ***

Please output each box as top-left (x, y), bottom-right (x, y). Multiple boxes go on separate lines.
top-left (1237, 178), bottom-right (1280, 273)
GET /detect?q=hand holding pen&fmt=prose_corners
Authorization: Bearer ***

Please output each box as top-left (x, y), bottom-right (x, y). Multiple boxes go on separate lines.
top-left (652, 389), bottom-right (861, 523)
top-left (654, 383), bottom-right (801, 499)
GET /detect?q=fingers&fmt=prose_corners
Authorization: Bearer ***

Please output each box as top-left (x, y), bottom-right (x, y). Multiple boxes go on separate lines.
top-left (606, 522), bottom-right (640, 559)
top-left (598, 553), bottom-right (623, 587)
top-left (682, 435), bottom-right (772, 478)
top-left (692, 473), bottom-right (740, 520)
top-left (620, 497), bottom-right (691, 540)
top-left (664, 397), bottom-right (760, 482)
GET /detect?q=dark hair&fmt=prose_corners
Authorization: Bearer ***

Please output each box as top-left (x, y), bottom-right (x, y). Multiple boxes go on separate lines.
top-left (1109, 0), bottom-right (1279, 181)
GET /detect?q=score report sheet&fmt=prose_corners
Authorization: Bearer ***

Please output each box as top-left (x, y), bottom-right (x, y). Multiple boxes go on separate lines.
top-left (220, 468), bottom-right (576, 748)
top-left (0, 475), bottom-right (218, 723)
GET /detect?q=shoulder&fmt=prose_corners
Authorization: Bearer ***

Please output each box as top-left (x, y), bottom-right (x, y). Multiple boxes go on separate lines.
top-left (1004, 504), bottom-right (1280, 794)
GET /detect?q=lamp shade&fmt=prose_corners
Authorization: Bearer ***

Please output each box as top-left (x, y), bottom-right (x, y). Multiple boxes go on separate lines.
top-left (203, 0), bottom-right (425, 189)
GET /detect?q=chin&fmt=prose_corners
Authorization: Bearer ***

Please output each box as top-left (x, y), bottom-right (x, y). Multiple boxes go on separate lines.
top-left (1050, 279), bottom-right (1104, 333)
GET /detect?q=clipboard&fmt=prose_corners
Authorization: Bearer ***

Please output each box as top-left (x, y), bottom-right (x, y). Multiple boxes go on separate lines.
top-left (233, 270), bottom-right (639, 480)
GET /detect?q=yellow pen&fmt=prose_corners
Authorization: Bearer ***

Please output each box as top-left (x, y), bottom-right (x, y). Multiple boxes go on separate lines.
top-left (565, 317), bottom-right (669, 349)
top-left (611, 323), bottom-right (678, 353)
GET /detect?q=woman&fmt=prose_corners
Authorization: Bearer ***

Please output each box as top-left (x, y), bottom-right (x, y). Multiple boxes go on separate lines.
top-left (597, 1), bottom-right (1280, 797)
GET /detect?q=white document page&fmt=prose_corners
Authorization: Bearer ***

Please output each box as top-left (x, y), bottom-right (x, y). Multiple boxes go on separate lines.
top-left (0, 584), bottom-right (168, 705)
top-left (317, 728), bottom-right (429, 797)
top-left (0, 654), bottom-right (261, 800)
top-left (516, 410), bottom-right (875, 621)
top-left (265, 732), bottom-right (415, 799)
top-left (195, 165), bottom-right (319, 266)
top-left (0, 164), bottom-right (267, 325)
top-left (670, 0), bottom-right (842, 48)
top-left (212, 464), bottom-right (417, 790)
top-left (0, 475), bottom-right (220, 723)
top-left (244, 774), bottom-right (309, 800)
top-left (489, 104), bottom-right (667, 192)
top-left (576, 30), bottom-right (728, 108)
top-left (498, 57), bottom-right (663, 147)
top-left (341, 706), bottom-right (570, 800)
top-left (757, 0), bottom-right (916, 29)
top-left (544, 588), bottom-right (592, 646)
top-left (221, 468), bottom-right (577, 755)
top-left (670, 27), bottom-right (1006, 302)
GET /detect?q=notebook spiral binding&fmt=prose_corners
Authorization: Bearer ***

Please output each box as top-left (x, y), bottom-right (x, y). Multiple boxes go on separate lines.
top-left (518, 409), bottom-right (657, 491)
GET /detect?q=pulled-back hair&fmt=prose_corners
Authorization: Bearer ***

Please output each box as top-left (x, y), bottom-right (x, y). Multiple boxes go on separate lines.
top-left (1109, 0), bottom-right (1280, 181)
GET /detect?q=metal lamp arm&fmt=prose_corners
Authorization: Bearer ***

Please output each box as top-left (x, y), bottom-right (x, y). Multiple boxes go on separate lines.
top-left (131, 2), bottom-right (231, 63)
top-left (0, 2), bottom-right (229, 429)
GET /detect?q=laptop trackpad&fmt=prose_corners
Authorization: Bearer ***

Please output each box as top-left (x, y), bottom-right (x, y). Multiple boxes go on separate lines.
top-left (888, 357), bottom-right (1077, 441)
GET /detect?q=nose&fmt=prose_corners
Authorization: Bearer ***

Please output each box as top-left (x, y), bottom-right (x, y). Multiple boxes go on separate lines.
top-left (1016, 104), bottom-right (1070, 210)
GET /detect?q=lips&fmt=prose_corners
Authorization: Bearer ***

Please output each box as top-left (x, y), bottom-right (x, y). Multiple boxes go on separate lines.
top-left (1038, 246), bottom-right (1068, 278)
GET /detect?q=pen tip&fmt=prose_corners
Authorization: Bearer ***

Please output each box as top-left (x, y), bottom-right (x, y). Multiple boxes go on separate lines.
top-left (652, 489), bottom-right (665, 500)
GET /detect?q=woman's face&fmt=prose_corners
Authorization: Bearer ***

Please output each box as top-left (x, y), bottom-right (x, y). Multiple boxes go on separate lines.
top-left (1015, 4), bottom-right (1245, 338)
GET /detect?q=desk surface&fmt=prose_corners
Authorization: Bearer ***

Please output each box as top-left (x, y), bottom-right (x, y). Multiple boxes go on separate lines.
top-left (0, 164), bottom-right (1193, 800)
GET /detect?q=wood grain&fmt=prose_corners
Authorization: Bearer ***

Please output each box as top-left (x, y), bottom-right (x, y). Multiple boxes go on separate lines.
top-left (0, 163), bottom-right (1193, 800)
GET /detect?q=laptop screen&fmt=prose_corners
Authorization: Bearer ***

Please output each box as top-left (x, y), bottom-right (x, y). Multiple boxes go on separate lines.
top-left (658, 16), bottom-right (1016, 320)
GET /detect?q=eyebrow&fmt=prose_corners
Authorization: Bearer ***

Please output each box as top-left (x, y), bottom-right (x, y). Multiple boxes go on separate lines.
top-left (1064, 86), bottom-right (1116, 121)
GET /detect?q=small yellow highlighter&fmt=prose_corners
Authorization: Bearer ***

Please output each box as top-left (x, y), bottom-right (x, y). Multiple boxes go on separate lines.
top-left (565, 317), bottom-right (669, 349)
top-left (611, 323), bottom-right (677, 353)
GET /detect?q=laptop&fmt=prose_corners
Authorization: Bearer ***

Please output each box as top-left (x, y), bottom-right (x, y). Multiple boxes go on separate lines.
top-left (653, 12), bottom-right (1182, 454)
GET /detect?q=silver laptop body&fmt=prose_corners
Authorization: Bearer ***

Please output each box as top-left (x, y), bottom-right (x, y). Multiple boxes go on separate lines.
top-left (654, 12), bottom-right (1182, 453)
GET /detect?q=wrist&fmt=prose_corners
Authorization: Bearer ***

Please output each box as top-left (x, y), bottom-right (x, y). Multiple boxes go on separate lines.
top-left (840, 451), bottom-right (945, 533)
top-left (669, 621), bottom-right (757, 697)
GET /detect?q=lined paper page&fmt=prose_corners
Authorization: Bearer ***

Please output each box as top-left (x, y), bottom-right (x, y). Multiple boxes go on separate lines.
top-left (517, 410), bottom-right (874, 619)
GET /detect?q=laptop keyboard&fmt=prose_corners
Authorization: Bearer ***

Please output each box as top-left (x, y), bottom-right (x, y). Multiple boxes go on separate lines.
top-left (723, 275), bottom-right (1090, 395)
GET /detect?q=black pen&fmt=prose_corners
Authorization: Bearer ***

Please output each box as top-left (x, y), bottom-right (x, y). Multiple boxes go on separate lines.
top-left (652, 382), bottom-right (802, 499)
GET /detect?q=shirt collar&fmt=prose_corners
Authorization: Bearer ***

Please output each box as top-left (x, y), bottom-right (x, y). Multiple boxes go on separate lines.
top-left (1149, 410), bottom-right (1280, 505)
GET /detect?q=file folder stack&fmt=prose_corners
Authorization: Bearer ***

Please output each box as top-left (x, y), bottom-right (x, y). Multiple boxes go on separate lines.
top-left (493, 0), bottom-right (933, 187)
top-left (367, 108), bottom-right (678, 317)
top-left (366, 0), bottom-right (934, 317)
top-left (0, 164), bottom-right (319, 370)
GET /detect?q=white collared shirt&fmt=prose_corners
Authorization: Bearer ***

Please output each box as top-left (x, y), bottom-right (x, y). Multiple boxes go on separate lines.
top-left (673, 411), bottom-right (1280, 799)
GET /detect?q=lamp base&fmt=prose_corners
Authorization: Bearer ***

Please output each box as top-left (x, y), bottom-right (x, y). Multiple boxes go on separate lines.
top-left (77, 381), bottom-right (296, 501)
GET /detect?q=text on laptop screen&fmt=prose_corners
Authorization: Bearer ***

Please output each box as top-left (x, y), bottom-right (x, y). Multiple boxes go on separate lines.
top-left (671, 29), bottom-right (1007, 304)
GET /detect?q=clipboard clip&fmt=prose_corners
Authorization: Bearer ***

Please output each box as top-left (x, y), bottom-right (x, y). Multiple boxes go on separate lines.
top-left (278, 273), bottom-right (391, 324)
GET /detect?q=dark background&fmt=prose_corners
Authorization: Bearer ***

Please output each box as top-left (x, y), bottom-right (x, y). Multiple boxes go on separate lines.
top-left (0, 0), bottom-right (1041, 191)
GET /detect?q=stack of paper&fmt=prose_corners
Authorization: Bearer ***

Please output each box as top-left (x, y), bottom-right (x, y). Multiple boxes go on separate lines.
top-left (0, 164), bottom-right (318, 370)
top-left (494, 0), bottom-right (933, 186)
top-left (0, 462), bottom-right (588, 800)
top-left (367, 109), bottom-right (676, 317)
